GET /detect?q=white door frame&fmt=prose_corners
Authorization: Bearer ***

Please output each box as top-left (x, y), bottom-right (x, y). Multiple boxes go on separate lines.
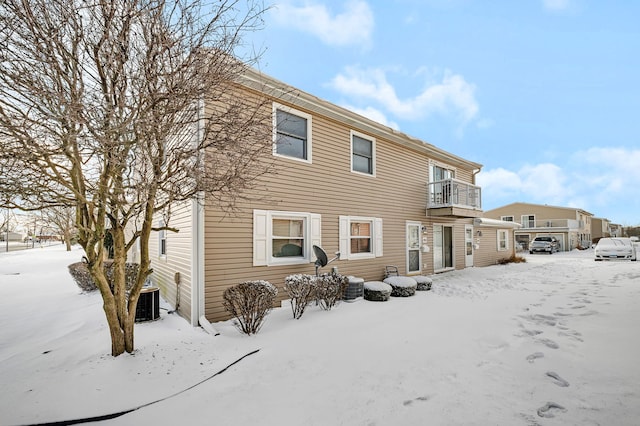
top-left (433, 224), bottom-right (454, 271)
top-left (465, 224), bottom-right (474, 267)
top-left (406, 221), bottom-right (422, 274)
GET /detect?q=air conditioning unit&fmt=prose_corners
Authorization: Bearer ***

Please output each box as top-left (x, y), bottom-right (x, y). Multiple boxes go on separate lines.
top-left (136, 287), bottom-right (160, 322)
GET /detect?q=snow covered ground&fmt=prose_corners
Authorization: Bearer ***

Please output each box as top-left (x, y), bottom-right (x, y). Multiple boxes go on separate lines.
top-left (1, 245), bottom-right (639, 426)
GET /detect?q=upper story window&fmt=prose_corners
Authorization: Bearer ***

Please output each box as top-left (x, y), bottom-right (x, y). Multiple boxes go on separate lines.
top-left (521, 215), bottom-right (535, 227)
top-left (339, 215), bottom-right (383, 260)
top-left (430, 164), bottom-right (455, 182)
top-left (351, 131), bottom-right (375, 175)
top-left (273, 103), bottom-right (312, 163)
top-left (501, 216), bottom-right (514, 222)
top-left (253, 210), bottom-right (321, 266)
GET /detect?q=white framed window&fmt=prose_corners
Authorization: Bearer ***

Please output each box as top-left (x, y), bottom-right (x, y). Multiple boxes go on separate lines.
top-left (253, 210), bottom-right (321, 266)
top-left (428, 161), bottom-right (456, 205)
top-left (501, 216), bottom-right (514, 222)
top-left (273, 103), bottom-right (312, 163)
top-left (429, 162), bottom-right (455, 182)
top-left (339, 216), bottom-right (383, 260)
top-left (351, 131), bottom-right (375, 176)
top-left (497, 229), bottom-right (509, 251)
top-left (521, 215), bottom-right (535, 227)
top-left (158, 220), bottom-right (167, 257)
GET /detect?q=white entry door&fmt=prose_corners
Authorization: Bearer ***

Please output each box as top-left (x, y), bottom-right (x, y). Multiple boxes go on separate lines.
top-left (406, 222), bottom-right (421, 274)
top-left (433, 224), bottom-right (454, 271)
top-left (465, 224), bottom-right (474, 267)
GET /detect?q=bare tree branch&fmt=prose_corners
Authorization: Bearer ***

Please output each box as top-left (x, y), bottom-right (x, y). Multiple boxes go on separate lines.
top-left (0, 0), bottom-right (272, 356)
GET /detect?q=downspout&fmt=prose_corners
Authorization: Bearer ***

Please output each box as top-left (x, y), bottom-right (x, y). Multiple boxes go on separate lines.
top-left (191, 98), bottom-right (206, 327)
top-left (472, 167), bottom-right (482, 210)
top-left (472, 168), bottom-right (481, 186)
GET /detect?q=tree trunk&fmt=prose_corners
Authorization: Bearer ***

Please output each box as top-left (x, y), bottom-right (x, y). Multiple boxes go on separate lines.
top-left (88, 257), bottom-right (127, 356)
top-left (63, 229), bottom-right (72, 251)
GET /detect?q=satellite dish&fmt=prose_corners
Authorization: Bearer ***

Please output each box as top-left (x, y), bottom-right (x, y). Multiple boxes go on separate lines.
top-left (313, 245), bottom-right (328, 267)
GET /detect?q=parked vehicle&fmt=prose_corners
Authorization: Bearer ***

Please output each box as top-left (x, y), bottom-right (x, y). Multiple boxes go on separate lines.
top-left (594, 237), bottom-right (637, 261)
top-left (529, 236), bottom-right (558, 254)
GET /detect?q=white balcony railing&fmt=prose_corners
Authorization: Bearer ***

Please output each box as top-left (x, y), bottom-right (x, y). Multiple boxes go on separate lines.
top-left (427, 179), bottom-right (482, 210)
top-left (518, 219), bottom-right (582, 230)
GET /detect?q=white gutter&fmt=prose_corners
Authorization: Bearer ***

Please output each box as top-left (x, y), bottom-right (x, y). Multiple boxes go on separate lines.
top-left (474, 217), bottom-right (522, 229)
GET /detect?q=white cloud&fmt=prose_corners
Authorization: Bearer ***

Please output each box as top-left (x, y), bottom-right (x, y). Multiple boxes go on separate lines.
top-left (477, 163), bottom-right (567, 205)
top-left (329, 66), bottom-right (478, 125)
top-left (272, 1), bottom-right (374, 48)
top-left (475, 167), bottom-right (523, 197)
top-left (340, 105), bottom-right (400, 130)
top-left (572, 147), bottom-right (640, 195)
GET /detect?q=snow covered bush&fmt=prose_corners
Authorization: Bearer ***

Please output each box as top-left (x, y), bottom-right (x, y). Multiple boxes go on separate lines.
top-left (68, 261), bottom-right (97, 292)
top-left (68, 260), bottom-right (139, 292)
top-left (283, 274), bottom-right (316, 319)
top-left (383, 276), bottom-right (417, 297)
top-left (222, 280), bottom-right (278, 335)
top-left (363, 281), bottom-right (392, 301)
top-left (315, 272), bottom-right (348, 311)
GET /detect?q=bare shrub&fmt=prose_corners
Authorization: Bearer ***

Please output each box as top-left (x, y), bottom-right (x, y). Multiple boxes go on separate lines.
top-left (497, 254), bottom-right (527, 265)
top-left (223, 280), bottom-right (278, 335)
top-left (315, 273), bottom-right (348, 311)
top-left (283, 274), bottom-right (316, 319)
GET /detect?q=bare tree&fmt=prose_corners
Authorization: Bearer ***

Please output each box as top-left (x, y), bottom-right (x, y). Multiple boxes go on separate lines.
top-left (0, 0), bottom-right (274, 356)
top-left (43, 206), bottom-right (77, 251)
top-left (0, 209), bottom-right (10, 234)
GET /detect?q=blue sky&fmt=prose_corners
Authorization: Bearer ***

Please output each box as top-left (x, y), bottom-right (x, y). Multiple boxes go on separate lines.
top-left (243, 0), bottom-right (640, 226)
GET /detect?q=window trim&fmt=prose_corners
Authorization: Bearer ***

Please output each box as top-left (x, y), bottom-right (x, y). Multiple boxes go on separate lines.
top-left (158, 220), bottom-right (167, 257)
top-left (272, 103), bottom-right (312, 164)
top-left (497, 229), bottom-right (509, 251)
top-left (350, 130), bottom-right (376, 177)
top-left (429, 161), bottom-right (456, 182)
top-left (253, 210), bottom-right (321, 266)
top-left (339, 215), bottom-right (383, 260)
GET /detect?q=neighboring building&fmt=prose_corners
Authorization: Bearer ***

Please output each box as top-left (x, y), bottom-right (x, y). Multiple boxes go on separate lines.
top-left (146, 69), bottom-right (520, 325)
top-left (591, 217), bottom-right (612, 242)
top-left (0, 231), bottom-right (25, 242)
top-left (484, 202), bottom-right (593, 252)
top-left (609, 223), bottom-right (624, 237)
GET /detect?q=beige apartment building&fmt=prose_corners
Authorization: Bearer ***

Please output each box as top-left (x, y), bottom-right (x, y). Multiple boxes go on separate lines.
top-left (144, 69), bottom-right (520, 324)
top-left (484, 202), bottom-right (593, 252)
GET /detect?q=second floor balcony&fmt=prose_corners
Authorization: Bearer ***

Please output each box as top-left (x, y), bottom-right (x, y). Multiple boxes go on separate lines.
top-left (427, 179), bottom-right (482, 218)
top-left (518, 218), bottom-right (584, 230)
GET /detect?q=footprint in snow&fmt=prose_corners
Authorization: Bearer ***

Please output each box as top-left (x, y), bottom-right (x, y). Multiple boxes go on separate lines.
top-left (536, 338), bottom-right (559, 349)
top-left (537, 402), bottom-right (567, 418)
top-left (403, 396), bottom-right (430, 406)
top-left (526, 352), bottom-right (544, 363)
top-left (546, 371), bottom-right (570, 387)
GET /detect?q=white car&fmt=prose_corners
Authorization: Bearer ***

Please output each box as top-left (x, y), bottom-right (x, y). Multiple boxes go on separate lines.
top-left (594, 237), bottom-right (637, 261)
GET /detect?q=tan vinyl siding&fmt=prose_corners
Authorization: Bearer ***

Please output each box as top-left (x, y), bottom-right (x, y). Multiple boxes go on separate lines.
top-left (202, 98), bottom-right (480, 322)
top-left (149, 200), bottom-right (192, 320)
top-left (471, 227), bottom-right (517, 267)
